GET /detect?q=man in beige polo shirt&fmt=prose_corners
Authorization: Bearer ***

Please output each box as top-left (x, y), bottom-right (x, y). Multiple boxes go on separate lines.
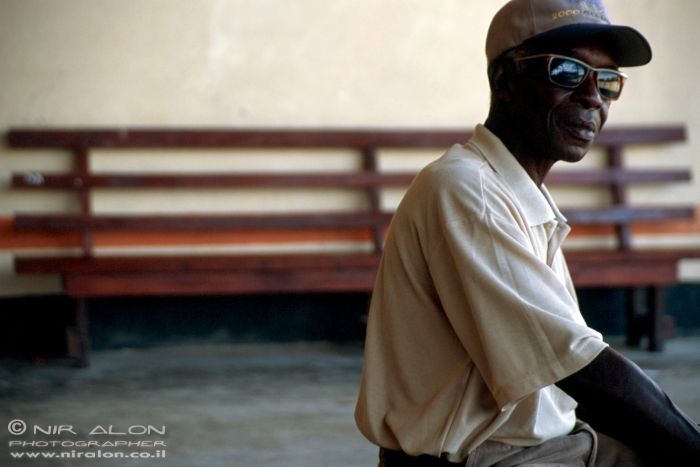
top-left (355, 1), bottom-right (700, 465)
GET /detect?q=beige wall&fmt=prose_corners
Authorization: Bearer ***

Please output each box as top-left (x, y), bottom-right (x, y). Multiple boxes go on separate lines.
top-left (1, 0), bottom-right (699, 295)
top-left (3, 1), bottom-right (696, 127)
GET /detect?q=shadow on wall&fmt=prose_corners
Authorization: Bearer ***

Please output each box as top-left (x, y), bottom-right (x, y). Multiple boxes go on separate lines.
top-left (0, 293), bottom-right (370, 356)
top-left (578, 285), bottom-right (700, 338)
top-left (1, 286), bottom-right (699, 358)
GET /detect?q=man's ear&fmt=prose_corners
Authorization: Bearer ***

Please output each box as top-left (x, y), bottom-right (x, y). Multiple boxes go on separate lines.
top-left (491, 61), bottom-right (514, 104)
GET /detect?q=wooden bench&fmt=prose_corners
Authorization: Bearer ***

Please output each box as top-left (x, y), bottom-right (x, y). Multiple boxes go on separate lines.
top-left (6, 125), bottom-right (699, 365)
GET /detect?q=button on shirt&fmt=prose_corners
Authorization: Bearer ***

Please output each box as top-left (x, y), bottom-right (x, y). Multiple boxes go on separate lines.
top-left (355, 124), bottom-right (607, 463)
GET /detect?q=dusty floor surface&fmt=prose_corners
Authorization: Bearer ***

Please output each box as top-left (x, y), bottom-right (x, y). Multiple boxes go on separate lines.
top-left (1, 337), bottom-right (700, 467)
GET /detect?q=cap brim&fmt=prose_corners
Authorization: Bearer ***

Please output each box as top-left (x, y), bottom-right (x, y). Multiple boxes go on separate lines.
top-left (523, 23), bottom-right (652, 67)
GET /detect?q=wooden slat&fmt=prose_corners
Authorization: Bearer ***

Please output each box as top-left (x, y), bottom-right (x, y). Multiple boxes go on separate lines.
top-left (63, 269), bottom-right (378, 297)
top-left (15, 208), bottom-right (691, 233)
top-left (11, 172), bottom-right (417, 189)
top-left (6, 128), bottom-right (472, 149)
top-left (17, 249), bottom-right (700, 295)
top-left (6, 125), bottom-right (686, 150)
top-left (592, 126), bottom-right (686, 146)
top-left (546, 168), bottom-right (691, 185)
top-left (562, 206), bottom-right (695, 224)
top-left (568, 260), bottom-right (679, 286)
top-left (12, 168), bottom-right (690, 190)
top-left (13, 212), bottom-right (395, 232)
top-left (564, 250), bottom-right (700, 286)
top-left (11, 207), bottom-right (695, 241)
top-left (15, 250), bottom-right (699, 276)
top-left (14, 253), bottom-right (382, 274)
top-left (565, 250), bottom-right (700, 262)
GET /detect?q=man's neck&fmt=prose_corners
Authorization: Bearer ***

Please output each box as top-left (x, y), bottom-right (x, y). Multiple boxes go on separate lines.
top-left (484, 117), bottom-right (554, 186)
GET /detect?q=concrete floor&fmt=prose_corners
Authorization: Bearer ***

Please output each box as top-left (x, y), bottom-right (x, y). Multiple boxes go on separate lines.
top-left (2, 337), bottom-right (700, 467)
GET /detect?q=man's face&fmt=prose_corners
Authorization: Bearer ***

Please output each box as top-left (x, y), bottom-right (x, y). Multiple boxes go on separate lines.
top-left (508, 44), bottom-right (616, 164)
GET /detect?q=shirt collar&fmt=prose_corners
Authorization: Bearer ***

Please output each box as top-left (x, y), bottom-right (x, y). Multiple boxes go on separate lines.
top-left (470, 124), bottom-right (566, 227)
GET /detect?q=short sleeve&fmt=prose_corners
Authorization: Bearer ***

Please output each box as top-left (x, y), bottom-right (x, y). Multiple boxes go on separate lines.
top-left (427, 187), bottom-right (607, 409)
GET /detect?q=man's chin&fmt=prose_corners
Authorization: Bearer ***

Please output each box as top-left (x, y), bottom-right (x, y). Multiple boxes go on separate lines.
top-left (556, 133), bottom-right (597, 162)
top-left (559, 148), bottom-right (590, 164)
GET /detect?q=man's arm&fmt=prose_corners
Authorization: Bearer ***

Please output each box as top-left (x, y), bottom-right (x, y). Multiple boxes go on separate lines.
top-left (556, 347), bottom-right (700, 464)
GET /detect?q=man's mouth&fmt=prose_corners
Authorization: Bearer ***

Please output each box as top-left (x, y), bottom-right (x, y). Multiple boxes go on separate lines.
top-left (562, 120), bottom-right (598, 142)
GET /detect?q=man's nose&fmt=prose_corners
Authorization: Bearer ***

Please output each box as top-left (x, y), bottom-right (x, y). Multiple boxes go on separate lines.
top-left (573, 73), bottom-right (605, 108)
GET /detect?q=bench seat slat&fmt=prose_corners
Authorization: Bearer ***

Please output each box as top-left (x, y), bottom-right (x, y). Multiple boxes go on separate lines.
top-left (14, 253), bottom-right (382, 274)
top-left (64, 269), bottom-right (379, 296)
top-left (15, 249), bottom-right (700, 296)
top-left (15, 250), bottom-right (697, 275)
top-left (565, 250), bottom-right (700, 286)
top-left (568, 261), bottom-right (678, 286)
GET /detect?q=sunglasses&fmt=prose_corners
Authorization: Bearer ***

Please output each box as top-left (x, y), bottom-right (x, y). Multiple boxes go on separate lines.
top-left (514, 54), bottom-right (628, 101)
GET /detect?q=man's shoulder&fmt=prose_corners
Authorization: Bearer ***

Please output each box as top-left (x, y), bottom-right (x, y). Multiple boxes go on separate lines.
top-left (397, 143), bottom-right (496, 219)
top-left (421, 143), bottom-right (490, 181)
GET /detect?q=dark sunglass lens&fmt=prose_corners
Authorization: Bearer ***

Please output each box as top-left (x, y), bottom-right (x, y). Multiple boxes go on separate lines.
top-left (597, 71), bottom-right (623, 99)
top-left (549, 57), bottom-right (586, 88)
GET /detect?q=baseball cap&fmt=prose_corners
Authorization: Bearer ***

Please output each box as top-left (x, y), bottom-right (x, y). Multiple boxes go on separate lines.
top-left (486, 0), bottom-right (652, 67)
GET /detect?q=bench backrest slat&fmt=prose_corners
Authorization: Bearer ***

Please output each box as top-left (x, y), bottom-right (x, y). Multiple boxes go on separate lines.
top-left (6, 125), bottom-right (686, 148)
top-left (11, 172), bottom-right (418, 189)
top-left (563, 207), bottom-right (695, 224)
top-left (13, 207), bottom-right (693, 232)
top-left (546, 169), bottom-right (691, 185)
top-left (13, 213), bottom-right (395, 232)
top-left (11, 168), bottom-right (690, 190)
